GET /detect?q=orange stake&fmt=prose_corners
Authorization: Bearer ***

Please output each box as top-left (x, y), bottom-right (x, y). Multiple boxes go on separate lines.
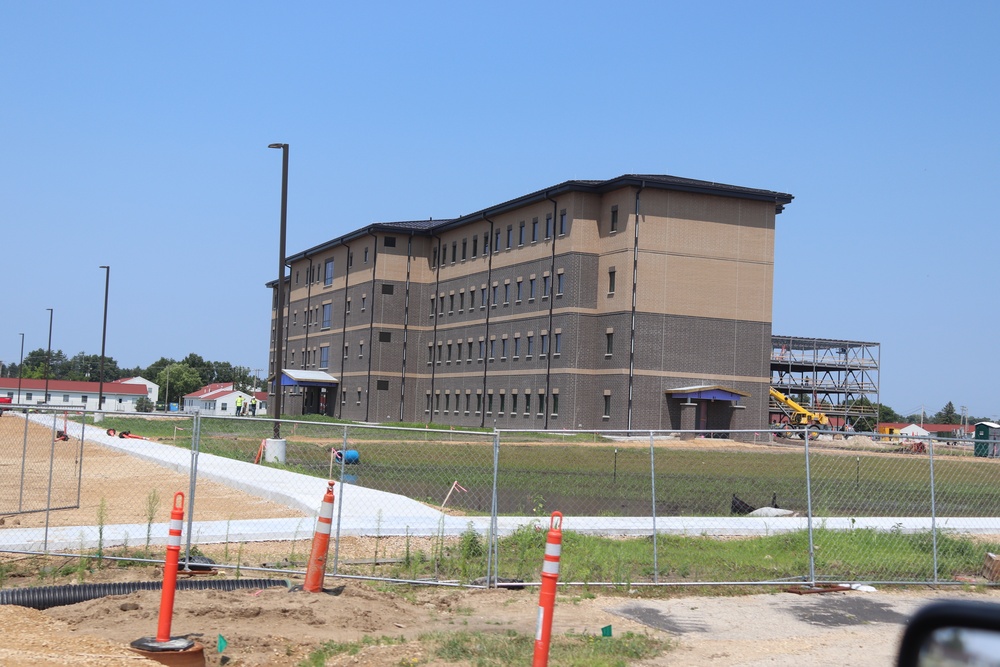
top-left (532, 511), bottom-right (563, 667)
top-left (303, 481), bottom-right (336, 592)
top-left (156, 492), bottom-right (185, 643)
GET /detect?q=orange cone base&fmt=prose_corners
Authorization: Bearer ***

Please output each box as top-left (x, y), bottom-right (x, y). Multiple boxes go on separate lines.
top-left (129, 639), bottom-right (205, 667)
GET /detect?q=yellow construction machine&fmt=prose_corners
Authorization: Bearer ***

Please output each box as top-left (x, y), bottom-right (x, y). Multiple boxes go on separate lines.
top-left (769, 387), bottom-right (831, 438)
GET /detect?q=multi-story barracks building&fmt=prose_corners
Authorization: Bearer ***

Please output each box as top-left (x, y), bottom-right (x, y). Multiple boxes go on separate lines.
top-left (268, 174), bottom-right (793, 433)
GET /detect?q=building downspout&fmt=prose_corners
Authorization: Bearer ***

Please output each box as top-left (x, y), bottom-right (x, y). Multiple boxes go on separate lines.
top-left (302, 256), bottom-right (313, 414)
top-left (429, 231), bottom-right (442, 424)
top-left (627, 181), bottom-right (645, 432)
top-left (364, 230), bottom-right (379, 423)
top-left (480, 215), bottom-right (496, 428)
top-left (337, 240), bottom-right (351, 419)
top-left (398, 233), bottom-right (414, 422)
top-left (543, 193), bottom-right (558, 430)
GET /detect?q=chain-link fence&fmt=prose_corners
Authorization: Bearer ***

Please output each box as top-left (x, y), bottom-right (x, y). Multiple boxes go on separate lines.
top-left (3, 407), bottom-right (1000, 588)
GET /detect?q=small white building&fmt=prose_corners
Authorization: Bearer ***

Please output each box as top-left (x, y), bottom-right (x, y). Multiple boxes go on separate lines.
top-left (0, 378), bottom-right (148, 412)
top-left (119, 376), bottom-right (159, 405)
top-left (182, 383), bottom-right (257, 417)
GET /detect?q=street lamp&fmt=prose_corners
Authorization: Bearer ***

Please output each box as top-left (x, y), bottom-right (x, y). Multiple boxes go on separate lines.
top-left (44, 309), bottom-right (53, 406)
top-left (17, 333), bottom-right (24, 404)
top-left (268, 142), bottom-right (289, 438)
top-left (98, 265), bottom-right (110, 414)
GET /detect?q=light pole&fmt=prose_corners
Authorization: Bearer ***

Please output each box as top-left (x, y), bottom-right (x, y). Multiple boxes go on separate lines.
top-left (163, 365), bottom-right (172, 412)
top-left (268, 142), bottom-right (289, 438)
top-left (98, 265), bottom-right (110, 414)
top-left (44, 309), bottom-right (53, 406)
top-left (17, 333), bottom-right (24, 404)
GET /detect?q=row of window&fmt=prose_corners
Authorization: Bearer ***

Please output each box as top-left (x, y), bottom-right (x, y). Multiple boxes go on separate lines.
top-left (425, 389), bottom-right (560, 418)
top-left (431, 212), bottom-right (567, 268)
top-left (431, 272), bottom-right (565, 317)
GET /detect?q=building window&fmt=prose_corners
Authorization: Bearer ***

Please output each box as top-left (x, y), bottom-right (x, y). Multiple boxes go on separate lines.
top-left (376, 379), bottom-right (389, 390)
top-left (322, 303), bottom-right (332, 328)
top-left (529, 278), bottom-right (536, 300)
top-left (344, 343), bottom-right (349, 359)
top-left (552, 394), bottom-right (559, 416)
top-left (606, 332), bottom-right (614, 356)
top-left (487, 394), bottom-right (494, 414)
top-left (428, 345), bottom-right (434, 364)
top-left (358, 341), bottom-right (364, 358)
top-left (447, 343), bottom-right (453, 362)
top-left (459, 292), bottom-right (465, 311)
top-left (467, 341), bottom-right (474, 361)
top-left (479, 340), bottom-right (485, 360)
top-left (361, 296), bottom-right (366, 311)
top-left (608, 269), bottom-right (616, 294)
top-left (432, 247), bottom-right (438, 268)
top-left (379, 331), bottom-right (392, 343)
top-left (516, 279), bottom-right (523, 302)
top-left (472, 236), bottom-right (478, 257)
top-left (524, 393), bottom-right (531, 414)
top-left (480, 287), bottom-right (487, 307)
top-left (513, 337), bottom-right (520, 358)
top-left (554, 332), bottom-right (562, 355)
top-left (495, 230), bottom-right (501, 252)
top-left (518, 221), bottom-right (525, 246)
top-left (531, 217), bottom-right (538, 242)
top-left (382, 283), bottom-right (394, 295)
top-left (324, 258), bottom-right (334, 286)
top-left (346, 297), bottom-right (352, 314)
top-left (491, 284), bottom-right (498, 306)
top-left (451, 241), bottom-right (457, 263)
top-left (545, 214), bottom-right (552, 239)
top-left (603, 394), bottom-right (611, 418)
top-left (543, 275), bottom-right (550, 298)
top-left (483, 232), bottom-right (490, 255)
top-left (469, 289), bottom-right (475, 309)
top-left (503, 283), bottom-right (510, 305)
top-left (559, 210), bottom-right (567, 235)
top-left (437, 342), bottom-right (443, 364)
top-left (539, 392), bottom-right (547, 417)
top-left (506, 225), bottom-right (513, 249)
top-left (465, 393), bottom-right (471, 412)
top-left (384, 236), bottom-right (396, 247)
top-left (426, 394), bottom-right (432, 412)
top-left (489, 339), bottom-right (496, 360)
top-left (445, 394), bottom-right (450, 412)
top-left (364, 247), bottom-right (369, 263)
top-left (610, 205), bottom-right (619, 232)
top-left (541, 333), bottom-right (548, 356)
top-left (462, 239), bottom-right (467, 260)
top-left (501, 338), bottom-right (508, 359)
top-left (357, 390), bottom-right (363, 405)
top-left (476, 394), bottom-right (482, 413)
top-left (557, 273), bottom-right (564, 295)
top-left (499, 393), bottom-right (506, 415)
top-left (295, 270), bottom-right (300, 285)
top-left (320, 346), bottom-right (329, 369)
top-left (449, 294), bottom-right (455, 313)
top-left (527, 335), bottom-right (534, 357)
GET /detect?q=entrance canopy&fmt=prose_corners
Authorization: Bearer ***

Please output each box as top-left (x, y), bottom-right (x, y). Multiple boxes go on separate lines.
top-left (278, 369), bottom-right (340, 388)
top-left (664, 385), bottom-right (749, 402)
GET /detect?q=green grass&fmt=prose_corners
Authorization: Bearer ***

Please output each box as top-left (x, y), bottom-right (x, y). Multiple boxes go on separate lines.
top-left (81, 414), bottom-right (1000, 519)
top-left (299, 629), bottom-right (669, 667)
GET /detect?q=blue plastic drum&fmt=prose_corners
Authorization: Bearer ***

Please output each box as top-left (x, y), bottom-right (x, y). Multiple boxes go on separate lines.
top-left (334, 449), bottom-right (360, 465)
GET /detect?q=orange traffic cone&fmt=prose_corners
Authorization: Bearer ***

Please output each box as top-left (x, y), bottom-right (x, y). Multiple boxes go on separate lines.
top-left (532, 511), bottom-right (563, 667)
top-left (303, 481), bottom-right (336, 592)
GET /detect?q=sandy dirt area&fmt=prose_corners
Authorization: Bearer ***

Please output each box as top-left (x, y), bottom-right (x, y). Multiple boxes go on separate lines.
top-left (1, 563), bottom-right (998, 667)
top-left (0, 415), bottom-right (305, 530)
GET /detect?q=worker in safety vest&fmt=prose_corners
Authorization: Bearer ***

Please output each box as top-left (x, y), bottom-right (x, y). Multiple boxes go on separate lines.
top-left (250, 396), bottom-right (258, 416)
top-left (235, 395), bottom-right (244, 415)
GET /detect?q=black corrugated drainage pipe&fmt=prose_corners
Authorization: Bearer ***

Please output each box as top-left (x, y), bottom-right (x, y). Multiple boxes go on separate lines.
top-left (0, 578), bottom-right (289, 611)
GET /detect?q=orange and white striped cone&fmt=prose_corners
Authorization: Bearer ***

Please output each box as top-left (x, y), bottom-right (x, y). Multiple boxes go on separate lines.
top-left (130, 492), bottom-right (198, 655)
top-left (532, 511), bottom-right (563, 667)
top-left (303, 481), bottom-right (336, 593)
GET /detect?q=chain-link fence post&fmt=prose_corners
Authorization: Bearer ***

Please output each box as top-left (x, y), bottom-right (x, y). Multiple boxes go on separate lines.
top-left (18, 412), bottom-right (29, 511)
top-left (929, 437), bottom-right (939, 585)
top-left (487, 428), bottom-right (500, 588)
top-left (331, 424), bottom-right (349, 576)
top-left (184, 410), bottom-right (201, 569)
top-left (649, 430), bottom-right (659, 584)
top-left (804, 428), bottom-right (816, 586)
top-left (42, 411), bottom-right (59, 553)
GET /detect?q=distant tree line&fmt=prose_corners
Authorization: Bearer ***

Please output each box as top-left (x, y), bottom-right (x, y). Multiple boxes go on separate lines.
top-left (1, 350), bottom-right (260, 407)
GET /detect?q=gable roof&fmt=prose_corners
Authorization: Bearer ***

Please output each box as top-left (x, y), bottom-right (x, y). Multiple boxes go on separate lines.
top-left (0, 378), bottom-right (147, 396)
top-left (183, 382), bottom-right (234, 399)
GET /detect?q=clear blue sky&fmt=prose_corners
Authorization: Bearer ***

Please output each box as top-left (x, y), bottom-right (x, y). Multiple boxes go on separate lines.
top-left (2, 2), bottom-right (997, 417)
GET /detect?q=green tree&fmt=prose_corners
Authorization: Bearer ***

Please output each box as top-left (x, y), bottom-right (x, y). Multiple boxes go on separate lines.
top-left (64, 352), bottom-right (123, 382)
top-left (143, 357), bottom-right (177, 383)
top-left (156, 363), bottom-right (202, 407)
top-left (20, 348), bottom-right (69, 379)
top-left (932, 401), bottom-right (959, 425)
top-left (182, 353), bottom-right (213, 385)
